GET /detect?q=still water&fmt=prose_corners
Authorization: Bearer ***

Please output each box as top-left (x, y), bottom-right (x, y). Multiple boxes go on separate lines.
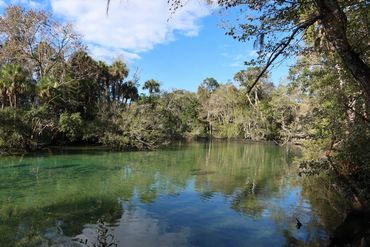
top-left (0, 141), bottom-right (348, 247)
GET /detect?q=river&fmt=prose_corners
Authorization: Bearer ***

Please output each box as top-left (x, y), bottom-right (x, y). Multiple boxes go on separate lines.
top-left (0, 141), bottom-right (349, 246)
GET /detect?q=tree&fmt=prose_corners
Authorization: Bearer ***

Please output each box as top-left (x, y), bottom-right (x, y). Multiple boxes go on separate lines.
top-left (234, 67), bottom-right (273, 105)
top-left (125, 81), bottom-right (139, 104)
top-left (0, 6), bottom-right (81, 80)
top-left (101, 103), bottom-right (171, 150)
top-left (109, 59), bottom-right (129, 101)
top-left (288, 52), bottom-right (370, 206)
top-left (167, 0), bottom-right (370, 105)
top-left (196, 77), bottom-right (219, 103)
top-left (58, 112), bottom-right (83, 142)
top-left (158, 90), bottom-right (201, 137)
top-left (143, 79), bottom-right (160, 95)
top-left (0, 64), bottom-right (30, 108)
top-left (68, 50), bottom-right (102, 118)
top-left (97, 61), bottom-right (112, 103)
top-left (36, 76), bottom-right (58, 105)
top-left (199, 83), bottom-right (243, 138)
top-left (200, 77), bottom-right (219, 93)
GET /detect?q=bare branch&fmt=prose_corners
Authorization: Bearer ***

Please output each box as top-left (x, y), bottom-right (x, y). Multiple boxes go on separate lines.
top-left (106, 0), bottom-right (111, 15)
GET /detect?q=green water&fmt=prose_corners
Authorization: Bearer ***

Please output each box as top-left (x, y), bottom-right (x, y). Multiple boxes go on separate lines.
top-left (0, 141), bottom-right (347, 247)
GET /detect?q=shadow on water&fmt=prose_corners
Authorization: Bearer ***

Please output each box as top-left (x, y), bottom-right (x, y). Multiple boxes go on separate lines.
top-left (0, 163), bottom-right (33, 169)
top-left (0, 141), bottom-right (357, 246)
top-left (190, 170), bottom-right (216, 176)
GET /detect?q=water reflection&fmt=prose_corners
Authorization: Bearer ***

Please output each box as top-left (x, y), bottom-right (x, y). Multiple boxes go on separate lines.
top-left (75, 207), bottom-right (192, 247)
top-left (0, 141), bottom-right (347, 246)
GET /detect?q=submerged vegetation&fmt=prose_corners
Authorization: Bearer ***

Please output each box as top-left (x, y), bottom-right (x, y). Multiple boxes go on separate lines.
top-left (0, 0), bottom-right (369, 210)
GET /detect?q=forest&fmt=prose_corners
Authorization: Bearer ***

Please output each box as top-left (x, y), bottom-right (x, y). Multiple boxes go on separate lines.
top-left (0, 1), bottom-right (369, 209)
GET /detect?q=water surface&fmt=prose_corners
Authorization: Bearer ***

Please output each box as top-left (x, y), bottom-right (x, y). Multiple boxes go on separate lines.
top-left (0, 141), bottom-right (347, 246)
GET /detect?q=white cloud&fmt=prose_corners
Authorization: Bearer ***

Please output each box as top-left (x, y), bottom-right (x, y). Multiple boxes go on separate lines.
top-left (10, 0), bottom-right (47, 9)
top-left (50, 0), bottom-right (211, 61)
top-left (73, 208), bottom-right (192, 247)
top-left (88, 45), bottom-right (141, 63)
top-left (221, 50), bottom-right (258, 68)
top-left (28, 0), bottom-right (44, 9)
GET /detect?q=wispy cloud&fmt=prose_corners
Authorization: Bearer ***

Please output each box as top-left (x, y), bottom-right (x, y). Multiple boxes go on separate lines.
top-left (221, 50), bottom-right (258, 68)
top-left (88, 45), bottom-right (141, 64)
top-left (49, 0), bottom-right (211, 62)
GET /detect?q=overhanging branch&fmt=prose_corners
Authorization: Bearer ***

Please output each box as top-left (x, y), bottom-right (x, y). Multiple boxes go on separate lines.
top-left (247, 15), bottom-right (321, 93)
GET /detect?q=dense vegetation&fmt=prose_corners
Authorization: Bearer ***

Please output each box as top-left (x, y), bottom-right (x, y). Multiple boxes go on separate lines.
top-left (0, 3), bottom-right (369, 208)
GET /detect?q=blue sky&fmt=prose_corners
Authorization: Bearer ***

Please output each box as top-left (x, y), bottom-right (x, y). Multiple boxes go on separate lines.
top-left (0, 0), bottom-right (292, 92)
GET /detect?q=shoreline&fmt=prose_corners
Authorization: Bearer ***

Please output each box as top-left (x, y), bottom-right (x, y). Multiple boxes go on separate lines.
top-left (0, 138), bottom-right (300, 157)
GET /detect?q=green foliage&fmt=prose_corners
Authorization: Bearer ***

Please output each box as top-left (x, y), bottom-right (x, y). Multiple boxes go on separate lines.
top-left (36, 76), bottom-right (60, 105)
top-left (101, 104), bottom-right (170, 150)
top-left (67, 51), bottom-right (102, 118)
top-left (58, 113), bottom-right (83, 142)
top-left (0, 107), bottom-right (57, 152)
top-left (143, 79), bottom-right (160, 95)
top-left (288, 51), bottom-right (370, 204)
top-left (0, 109), bottom-right (29, 151)
top-left (0, 64), bottom-right (31, 108)
top-left (199, 77), bottom-right (219, 94)
top-left (157, 90), bottom-right (202, 137)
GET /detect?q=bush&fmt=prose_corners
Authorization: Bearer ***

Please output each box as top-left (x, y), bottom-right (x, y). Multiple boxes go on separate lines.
top-left (58, 113), bottom-right (83, 142)
top-left (0, 108), bottom-right (33, 152)
top-left (101, 104), bottom-right (170, 150)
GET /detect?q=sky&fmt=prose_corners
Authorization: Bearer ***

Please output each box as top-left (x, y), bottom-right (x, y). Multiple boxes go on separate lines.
top-left (0, 0), bottom-right (292, 92)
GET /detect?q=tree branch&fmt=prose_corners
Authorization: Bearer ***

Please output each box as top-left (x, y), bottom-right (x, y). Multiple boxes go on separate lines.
top-left (247, 15), bottom-right (321, 93)
top-left (106, 0), bottom-right (111, 15)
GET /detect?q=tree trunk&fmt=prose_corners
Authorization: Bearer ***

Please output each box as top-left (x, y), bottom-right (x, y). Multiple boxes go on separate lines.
top-left (8, 94), bottom-right (13, 108)
top-left (314, 0), bottom-right (370, 106)
top-left (1, 91), bottom-right (5, 109)
top-left (112, 81), bottom-right (116, 101)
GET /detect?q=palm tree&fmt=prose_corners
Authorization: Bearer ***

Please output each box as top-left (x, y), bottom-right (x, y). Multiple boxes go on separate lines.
top-left (143, 79), bottom-right (160, 95)
top-left (120, 81), bottom-right (139, 104)
top-left (0, 77), bottom-right (8, 109)
top-left (36, 76), bottom-right (59, 104)
top-left (97, 61), bottom-right (111, 103)
top-left (109, 60), bottom-right (128, 101)
top-left (0, 64), bottom-right (29, 108)
top-left (127, 81), bottom-right (139, 103)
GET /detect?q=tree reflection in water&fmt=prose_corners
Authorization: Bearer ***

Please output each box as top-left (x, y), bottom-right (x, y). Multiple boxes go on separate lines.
top-left (74, 218), bottom-right (117, 247)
